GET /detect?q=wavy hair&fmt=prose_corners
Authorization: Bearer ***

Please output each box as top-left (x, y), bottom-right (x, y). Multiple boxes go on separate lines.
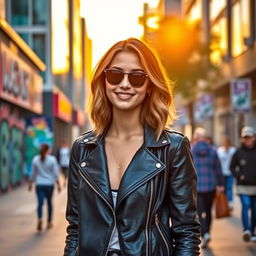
top-left (88, 38), bottom-right (176, 139)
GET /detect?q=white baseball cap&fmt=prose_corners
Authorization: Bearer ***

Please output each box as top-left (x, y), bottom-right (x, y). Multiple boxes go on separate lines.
top-left (241, 126), bottom-right (255, 137)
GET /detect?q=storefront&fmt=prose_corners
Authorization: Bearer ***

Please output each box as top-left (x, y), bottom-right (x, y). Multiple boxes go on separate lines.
top-left (0, 19), bottom-right (45, 192)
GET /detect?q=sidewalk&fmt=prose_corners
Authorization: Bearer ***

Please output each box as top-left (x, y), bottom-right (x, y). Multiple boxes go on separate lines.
top-left (0, 183), bottom-right (67, 256)
top-left (0, 183), bottom-right (256, 256)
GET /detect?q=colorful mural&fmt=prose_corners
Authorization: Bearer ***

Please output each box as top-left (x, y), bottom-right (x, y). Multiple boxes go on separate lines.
top-left (0, 103), bottom-right (25, 192)
top-left (25, 116), bottom-right (53, 177)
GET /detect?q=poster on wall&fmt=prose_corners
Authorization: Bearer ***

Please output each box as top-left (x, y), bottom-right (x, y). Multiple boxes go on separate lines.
top-left (231, 79), bottom-right (252, 113)
top-left (25, 116), bottom-right (53, 176)
top-left (200, 94), bottom-right (214, 118)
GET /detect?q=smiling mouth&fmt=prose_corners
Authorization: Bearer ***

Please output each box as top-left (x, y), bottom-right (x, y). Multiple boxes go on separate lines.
top-left (115, 92), bottom-right (135, 100)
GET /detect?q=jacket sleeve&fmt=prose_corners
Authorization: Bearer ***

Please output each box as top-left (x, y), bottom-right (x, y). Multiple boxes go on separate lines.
top-left (230, 149), bottom-right (241, 178)
top-left (64, 141), bottom-right (79, 256)
top-left (168, 136), bottom-right (201, 256)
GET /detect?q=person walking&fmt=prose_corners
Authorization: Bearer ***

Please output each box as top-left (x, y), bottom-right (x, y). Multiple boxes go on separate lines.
top-left (57, 141), bottom-right (71, 187)
top-left (230, 126), bottom-right (256, 242)
top-left (217, 135), bottom-right (236, 210)
top-left (64, 38), bottom-right (200, 256)
top-left (28, 143), bottom-right (61, 231)
top-left (192, 127), bottom-right (224, 249)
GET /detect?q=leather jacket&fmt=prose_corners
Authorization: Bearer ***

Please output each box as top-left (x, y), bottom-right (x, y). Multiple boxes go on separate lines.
top-left (64, 125), bottom-right (200, 256)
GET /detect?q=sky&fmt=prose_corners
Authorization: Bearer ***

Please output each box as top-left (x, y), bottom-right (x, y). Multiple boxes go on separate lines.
top-left (80, 0), bottom-right (160, 68)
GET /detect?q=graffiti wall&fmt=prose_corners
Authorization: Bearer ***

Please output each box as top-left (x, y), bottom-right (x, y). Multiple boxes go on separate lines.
top-left (25, 116), bottom-right (53, 177)
top-left (0, 103), bottom-right (25, 192)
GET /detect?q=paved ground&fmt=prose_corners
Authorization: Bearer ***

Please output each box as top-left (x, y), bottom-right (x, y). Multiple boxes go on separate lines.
top-left (0, 184), bottom-right (256, 256)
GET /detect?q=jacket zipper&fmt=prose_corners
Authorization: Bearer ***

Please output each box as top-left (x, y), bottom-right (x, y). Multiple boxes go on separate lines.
top-left (78, 169), bottom-right (117, 256)
top-left (145, 180), bottom-right (154, 256)
top-left (155, 214), bottom-right (170, 256)
top-left (73, 246), bottom-right (78, 256)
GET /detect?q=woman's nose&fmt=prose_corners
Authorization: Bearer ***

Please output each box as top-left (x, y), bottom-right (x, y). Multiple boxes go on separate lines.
top-left (119, 74), bottom-right (131, 89)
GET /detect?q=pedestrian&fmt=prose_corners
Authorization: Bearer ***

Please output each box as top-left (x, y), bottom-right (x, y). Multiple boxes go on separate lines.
top-left (217, 135), bottom-right (236, 210)
top-left (28, 143), bottom-right (61, 231)
top-left (192, 127), bottom-right (224, 249)
top-left (57, 141), bottom-right (71, 187)
top-left (64, 38), bottom-right (200, 256)
top-left (230, 126), bottom-right (256, 242)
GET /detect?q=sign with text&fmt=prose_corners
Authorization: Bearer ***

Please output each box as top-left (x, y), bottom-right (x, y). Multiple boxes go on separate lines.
top-left (0, 43), bottom-right (43, 114)
top-left (231, 79), bottom-right (251, 113)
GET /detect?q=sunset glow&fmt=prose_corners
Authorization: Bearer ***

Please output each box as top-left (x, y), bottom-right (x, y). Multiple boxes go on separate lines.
top-left (80, 0), bottom-right (160, 68)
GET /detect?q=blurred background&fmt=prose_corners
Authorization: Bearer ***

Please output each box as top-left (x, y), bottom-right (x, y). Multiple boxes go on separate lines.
top-left (0, 0), bottom-right (256, 192)
top-left (0, 0), bottom-right (256, 255)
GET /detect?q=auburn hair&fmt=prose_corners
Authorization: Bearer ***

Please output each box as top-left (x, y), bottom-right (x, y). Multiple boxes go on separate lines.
top-left (88, 38), bottom-right (176, 139)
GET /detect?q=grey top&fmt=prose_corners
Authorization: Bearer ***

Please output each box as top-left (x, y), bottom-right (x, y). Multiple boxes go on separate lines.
top-left (30, 155), bottom-right (59, 185)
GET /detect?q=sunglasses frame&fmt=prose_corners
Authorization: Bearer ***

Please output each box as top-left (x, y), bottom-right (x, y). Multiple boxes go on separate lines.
top-left (104, 69), bottom-right (149, 88)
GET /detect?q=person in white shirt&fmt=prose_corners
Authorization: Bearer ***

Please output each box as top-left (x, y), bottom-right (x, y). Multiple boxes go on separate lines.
top-left (28, 143), bottom-right (61, 231)
top-left (217, 135), bottom-right (236, 209)
top-left (57, 141), bottom-right (71, 187)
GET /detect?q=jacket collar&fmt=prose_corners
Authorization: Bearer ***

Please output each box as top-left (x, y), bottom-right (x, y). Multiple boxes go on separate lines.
top-left (78, 124), bottom-right (169, 210)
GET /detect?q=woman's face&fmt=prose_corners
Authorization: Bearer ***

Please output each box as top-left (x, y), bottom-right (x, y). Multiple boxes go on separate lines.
top-left (105, 51), bottom-right (149, 112)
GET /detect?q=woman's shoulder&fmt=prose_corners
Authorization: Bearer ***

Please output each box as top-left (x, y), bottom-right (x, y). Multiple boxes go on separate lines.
top-left (73, 129), bottom-right (95, 145)
top-left (163, 128), bottom-right (188, 147)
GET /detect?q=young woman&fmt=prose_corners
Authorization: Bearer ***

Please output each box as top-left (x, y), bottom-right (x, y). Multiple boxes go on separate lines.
top-left (64, 38), bottom-right (200, 256)
top-left (29, 144), bottom-right (61, 231)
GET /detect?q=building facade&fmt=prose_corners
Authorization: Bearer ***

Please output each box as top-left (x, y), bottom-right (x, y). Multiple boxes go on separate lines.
top-left (0, 0), bottom-right (92, 192)
top-left (5, 0), bottom-right (92, 149)
top-left (181, 0), bottom-right (256, 145)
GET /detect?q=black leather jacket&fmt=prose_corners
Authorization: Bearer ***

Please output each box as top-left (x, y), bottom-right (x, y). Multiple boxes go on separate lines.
top-left (64, 126), bottom-right (200, 256)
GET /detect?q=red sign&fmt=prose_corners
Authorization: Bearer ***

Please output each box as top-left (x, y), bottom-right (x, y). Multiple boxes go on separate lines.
top-left (0, 43), bottom-right (43, 114)
top-left (74, 108), bottom-right (85, 126)
top-left (53, 90), bottom-right (72, 123)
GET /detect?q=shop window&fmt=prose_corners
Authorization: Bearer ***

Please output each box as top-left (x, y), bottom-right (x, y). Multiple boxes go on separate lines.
top-left (11, 0), bottom-right (29, 25)
top-left (32, 0), bottom-right (47, 25)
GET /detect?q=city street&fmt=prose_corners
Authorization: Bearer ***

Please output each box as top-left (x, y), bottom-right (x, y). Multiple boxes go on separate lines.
top-left (0, 183), bottom-right (256, 256)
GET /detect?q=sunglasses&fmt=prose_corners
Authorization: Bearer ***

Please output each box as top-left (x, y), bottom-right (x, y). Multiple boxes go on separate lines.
top-left (104, 69), bottom-right (149, 88)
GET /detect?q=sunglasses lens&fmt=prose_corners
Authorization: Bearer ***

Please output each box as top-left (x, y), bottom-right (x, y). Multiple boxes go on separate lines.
top-left (105, 70), bottom-right (123, 85)
top-left (105, 69), bottom-right (148, 87)
top-left (129, 73), bottom-right (147, 87)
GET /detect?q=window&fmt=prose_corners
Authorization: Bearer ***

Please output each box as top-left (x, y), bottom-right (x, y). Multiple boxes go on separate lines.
top-left (11, 0), bottom-right (29, 25)
top-left (232, 1), bottom-right (248, 57)
top-left (210, 17), bottom-right (227, 66)
top-left (210, 0), bottom-right (226, 21)
top-left (32, 0), bottom-right (47, 25)
top-left (32, 34), bottom-right (46, 62)
top-left (186, 0), bottom-right (202, 25)
top-left (18, 33), bottom-right (30, 44)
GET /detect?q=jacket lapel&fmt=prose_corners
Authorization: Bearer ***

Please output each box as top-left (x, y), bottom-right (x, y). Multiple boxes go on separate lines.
top-left (78, 133), bottom-right (113, 208)
top-left (116, 146), bottom-right (165, 208)
top-left (116, 125), bottom-right (170, 207)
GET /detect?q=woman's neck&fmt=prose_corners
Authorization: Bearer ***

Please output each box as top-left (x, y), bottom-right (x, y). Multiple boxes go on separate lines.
top-left (108, 109), bottom-right (143, 139)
